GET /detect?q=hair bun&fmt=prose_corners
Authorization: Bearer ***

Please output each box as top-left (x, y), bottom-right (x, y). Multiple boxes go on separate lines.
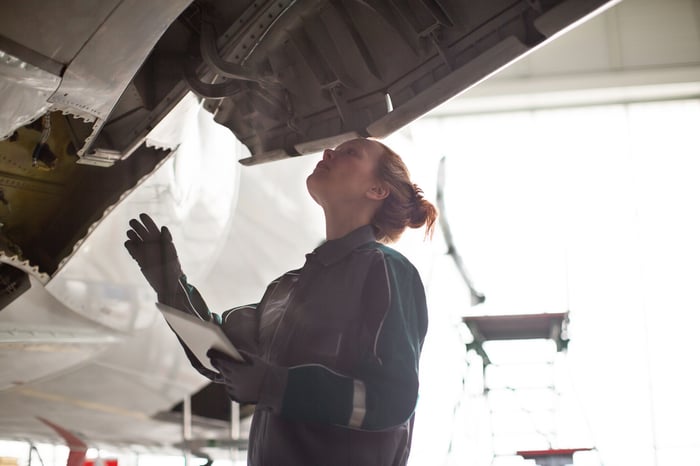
top-left (371, 140), bottom-right (438, 242)
top-left (408, 185), bottom-right (438, 237)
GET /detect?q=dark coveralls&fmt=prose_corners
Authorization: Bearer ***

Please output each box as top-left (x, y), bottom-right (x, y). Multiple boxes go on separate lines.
top-left (178, 225), bottom-right (429, 465)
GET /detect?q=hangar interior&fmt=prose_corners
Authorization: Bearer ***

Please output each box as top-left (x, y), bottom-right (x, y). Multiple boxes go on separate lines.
top-left (1, 0), bottom-right (700, 465)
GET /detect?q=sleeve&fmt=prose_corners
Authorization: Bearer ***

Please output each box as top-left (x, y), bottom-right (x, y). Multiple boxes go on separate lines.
top-left (159, 274), bottom-right (220, 381)
top-left (163, 274), bottom-right (259, 381)
top-left (278, 254), bottom-right (428, 431)
top-left (220, 304), bottom-right (260, 354)
top-left (161, 273), bottom-right (215, 322)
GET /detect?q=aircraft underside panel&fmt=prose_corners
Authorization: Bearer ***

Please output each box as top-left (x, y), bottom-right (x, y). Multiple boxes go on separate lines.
top-left (2, 0), bottom-right (617, 166)
top-left (184, 0), bottom-right (616, 164)
top-left (0, 0), bottom-right (615, 287)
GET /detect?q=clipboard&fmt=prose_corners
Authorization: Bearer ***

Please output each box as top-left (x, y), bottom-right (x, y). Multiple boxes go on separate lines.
top-left (157, 302), bottom-right (245, 371)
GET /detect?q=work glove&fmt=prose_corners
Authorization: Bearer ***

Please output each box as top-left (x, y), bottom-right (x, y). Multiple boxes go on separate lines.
top-left (208, 349), bottom-right (288, 412)
top-left (124, 213), bottom-right (183, 306)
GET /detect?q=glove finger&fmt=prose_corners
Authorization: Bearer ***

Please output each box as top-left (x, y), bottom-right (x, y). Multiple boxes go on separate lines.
top-left (129, 218), bottom-right (150, 240)
top-left (126, 229), bottom-right (141, 242)
top-left (139, 213), bottom-right (160, 236)
top-left (124, 239), bottom-right (139, 258)
top-left (209, 356), bottom-right (222, 371)
top-left (237, 350), bottom-right (255, 365)
top-left (207, 348), bottom-right (233, 362)
top-left (161, 226), bottom-right (173, 243)
top-left (208, 350), bottom-right (244, 375)
top-left (209, 356), bottom-right (233, 378)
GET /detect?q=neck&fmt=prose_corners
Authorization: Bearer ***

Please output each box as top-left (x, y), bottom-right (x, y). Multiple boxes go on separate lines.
top-left (323, 204), bottom-right (375, 240)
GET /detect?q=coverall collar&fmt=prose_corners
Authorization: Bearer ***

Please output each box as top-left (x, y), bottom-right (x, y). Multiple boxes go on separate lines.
top-left (311, 224), bottom-right (377, 266)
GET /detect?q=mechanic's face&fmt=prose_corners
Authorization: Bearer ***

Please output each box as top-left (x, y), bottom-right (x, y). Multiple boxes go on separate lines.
top-left (306, 138), bottom-right (385, 208)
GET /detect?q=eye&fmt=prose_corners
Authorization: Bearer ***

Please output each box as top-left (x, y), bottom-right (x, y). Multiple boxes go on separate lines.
top-left (334, 144), bottom-right (359, 157)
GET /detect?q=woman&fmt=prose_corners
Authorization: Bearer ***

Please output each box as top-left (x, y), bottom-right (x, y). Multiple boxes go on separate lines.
top-left (125, 137), bottom-right (437, 465)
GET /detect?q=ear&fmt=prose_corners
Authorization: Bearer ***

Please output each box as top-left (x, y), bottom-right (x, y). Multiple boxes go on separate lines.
top-left (366, 183), bottom-right (389, 201)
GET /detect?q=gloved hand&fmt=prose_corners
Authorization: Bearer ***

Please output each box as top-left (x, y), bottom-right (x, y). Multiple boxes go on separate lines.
top-left (208, 349), bottom-right (288, 412)
top-left (124, 213), bottom-right (183, 305)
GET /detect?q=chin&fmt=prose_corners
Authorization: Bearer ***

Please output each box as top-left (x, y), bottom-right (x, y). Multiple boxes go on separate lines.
top-left (306, 175), bottom-right (321, 205)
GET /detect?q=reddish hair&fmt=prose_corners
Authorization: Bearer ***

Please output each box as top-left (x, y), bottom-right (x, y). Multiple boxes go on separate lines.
top-left (370, 140), bottom-right (438, 243)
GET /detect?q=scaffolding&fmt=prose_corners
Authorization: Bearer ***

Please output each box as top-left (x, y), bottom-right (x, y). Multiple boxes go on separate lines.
top-left (462, 312), bottom-right (594, 466)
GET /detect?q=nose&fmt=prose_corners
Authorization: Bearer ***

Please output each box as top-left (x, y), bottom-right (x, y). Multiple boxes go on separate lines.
top-left (322, 148), bottom-right (334, 161)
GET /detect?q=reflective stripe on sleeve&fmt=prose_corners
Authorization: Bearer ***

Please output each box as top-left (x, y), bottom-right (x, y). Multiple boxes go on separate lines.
top-left (348, 379), bottom-right (367, 428)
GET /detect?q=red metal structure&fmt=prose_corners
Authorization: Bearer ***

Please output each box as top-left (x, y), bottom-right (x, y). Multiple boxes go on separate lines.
top-left (518, 448), bottom-right (592, 466)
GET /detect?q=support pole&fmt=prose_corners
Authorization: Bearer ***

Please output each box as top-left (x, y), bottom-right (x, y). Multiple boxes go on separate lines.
top-left (230, 401), bottom-right (240, 440)
top-left (230, 401), bottom-right (241, 460)
top-left (183, 395), bottom-right (192, 466)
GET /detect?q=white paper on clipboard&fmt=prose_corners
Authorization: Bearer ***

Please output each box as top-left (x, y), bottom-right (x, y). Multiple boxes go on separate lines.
top-left (156, 302), bottom-right (245, 372)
